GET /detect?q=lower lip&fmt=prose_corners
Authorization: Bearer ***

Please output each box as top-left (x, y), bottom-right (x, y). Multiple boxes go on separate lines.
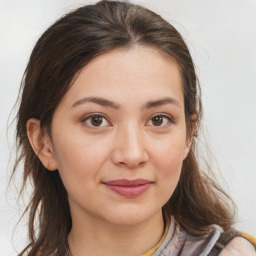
top-left (104, 183), bottom-right (151, 197)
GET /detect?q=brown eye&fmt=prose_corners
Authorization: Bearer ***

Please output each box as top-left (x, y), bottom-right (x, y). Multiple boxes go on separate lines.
top-left (82, 114), bottom-right (110, 128)
top-left (91, 116), bottom-right (103, 126)
top-left (146, 114), bottom-right (173, 128)
top-left (151, 116), bottom-right (163, 126)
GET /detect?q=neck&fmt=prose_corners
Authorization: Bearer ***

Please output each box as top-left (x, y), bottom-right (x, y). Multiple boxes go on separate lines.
top-left (67, 209), bottom-right (165, 256)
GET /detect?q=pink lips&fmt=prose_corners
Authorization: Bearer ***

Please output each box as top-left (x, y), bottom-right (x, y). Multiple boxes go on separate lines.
top-left (103, 179), bottom-right (152, 197)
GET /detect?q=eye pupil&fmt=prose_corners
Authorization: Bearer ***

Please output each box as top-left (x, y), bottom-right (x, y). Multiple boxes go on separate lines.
top-left (152, 116), bottom-right (163, 126)
top-left (91, 116), bottom-right (103, 126)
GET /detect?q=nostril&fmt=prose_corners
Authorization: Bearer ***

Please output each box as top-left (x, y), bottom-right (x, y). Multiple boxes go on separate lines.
top-left (110, 134), bottom-right (149, 168)
top-left (138, 161), bottom-right (146, 166)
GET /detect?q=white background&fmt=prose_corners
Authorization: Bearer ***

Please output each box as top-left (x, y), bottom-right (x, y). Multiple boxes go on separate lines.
top-left (0, 0), bottom-right (255, 255)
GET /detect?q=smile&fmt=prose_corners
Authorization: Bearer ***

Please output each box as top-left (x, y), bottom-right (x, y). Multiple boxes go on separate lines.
top-left (103, 179), bottom-right (153, 197)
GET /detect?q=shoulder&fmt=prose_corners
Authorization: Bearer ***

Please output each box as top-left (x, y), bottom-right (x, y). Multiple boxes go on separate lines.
top-left (219, 236), bottom-right (256, 256)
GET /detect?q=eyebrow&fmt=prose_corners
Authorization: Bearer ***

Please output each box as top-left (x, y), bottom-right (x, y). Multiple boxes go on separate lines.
top-left (72, 97), bottom-right (120, 109)
top-left (143, 97), bottom-right (181, 110)
top-left (71, 96), bottom-right (180, 110)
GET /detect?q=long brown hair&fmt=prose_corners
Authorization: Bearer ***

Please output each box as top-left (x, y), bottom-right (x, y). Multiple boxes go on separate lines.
top-left (12, 1), bottom-right (235, 255)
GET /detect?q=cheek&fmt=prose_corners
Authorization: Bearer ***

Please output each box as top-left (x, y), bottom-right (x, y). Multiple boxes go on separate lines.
top-left (52, 132), bottom-right (111, 183)
top-left (153, 137), bottom-right (186, 174)
top-left (150, 133), bottom-right (186, 200)
top-left (52, 138), bottom-right (111, 205)
top-left (144, 137), bottom-right (185, 211)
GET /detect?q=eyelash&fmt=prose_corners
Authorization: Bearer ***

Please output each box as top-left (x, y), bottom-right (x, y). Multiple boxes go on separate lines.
top-left (81, 113), bottom-right (110, 128)
top-left (146, 113), bottom-right (175, 128)
top-left (80, 113), bottom-right (175, 128)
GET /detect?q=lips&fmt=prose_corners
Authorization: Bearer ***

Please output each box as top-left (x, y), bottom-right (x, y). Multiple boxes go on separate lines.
top-left (103, 179), bottom-right (152, 197)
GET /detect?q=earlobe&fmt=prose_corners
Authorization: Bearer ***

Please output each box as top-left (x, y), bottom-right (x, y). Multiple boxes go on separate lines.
top-left (26, 118), bottom-right (58, 171)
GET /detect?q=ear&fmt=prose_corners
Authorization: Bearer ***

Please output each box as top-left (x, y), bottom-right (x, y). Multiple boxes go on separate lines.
top-left (183, 136), bottom-right (193, 160)
top-left (183, 114), bottom-right (197, 160)
top-left (26, 118), bottom-right (58, 171)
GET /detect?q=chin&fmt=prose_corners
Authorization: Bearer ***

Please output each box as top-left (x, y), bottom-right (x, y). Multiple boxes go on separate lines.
top-left (103, 205), bottom-right (161, 227)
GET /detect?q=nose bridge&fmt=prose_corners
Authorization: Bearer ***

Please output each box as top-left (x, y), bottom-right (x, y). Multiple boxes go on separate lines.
top-left (112, 122), bottom-right (148, 168)
top-left (123, 123), bottom-right (142, 153)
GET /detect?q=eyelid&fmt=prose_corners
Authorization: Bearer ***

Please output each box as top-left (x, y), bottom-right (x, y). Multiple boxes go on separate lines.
top-left (146, 113), bottom-right (175, 126)
top-left (80, 112), bottom-right (112, 127)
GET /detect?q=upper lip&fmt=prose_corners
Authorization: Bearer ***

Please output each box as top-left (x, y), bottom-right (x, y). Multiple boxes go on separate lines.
top-left (103, 179), bottom-right (152, 186)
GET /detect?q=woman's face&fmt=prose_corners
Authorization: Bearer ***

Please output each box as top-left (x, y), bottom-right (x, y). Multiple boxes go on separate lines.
top-left (48, 46), bottom-right (191, 226)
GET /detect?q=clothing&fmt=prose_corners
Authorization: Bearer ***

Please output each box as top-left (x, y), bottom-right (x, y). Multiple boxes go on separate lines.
top-left (209, 228), bottom-right (256, 255)
top-left (145, 216), bottom-right (223, 256)
top-left (241, 231), bottom-right (256, 246)
top-left (143, 216), bottom-right (256, 256)
top-left (142, 224), bottom-right (169, 256)
top-left (62, 216), bottom-right (256, 256)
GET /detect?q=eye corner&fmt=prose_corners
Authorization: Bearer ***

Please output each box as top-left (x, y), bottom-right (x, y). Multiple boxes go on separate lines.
top-left (80, 113), bottom-right (112, 128)
top-left (146, 113), bottom-right (175, 128)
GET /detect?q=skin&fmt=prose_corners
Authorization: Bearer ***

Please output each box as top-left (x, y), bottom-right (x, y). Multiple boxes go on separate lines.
top-left (27, 45), bottom-right (193, 256)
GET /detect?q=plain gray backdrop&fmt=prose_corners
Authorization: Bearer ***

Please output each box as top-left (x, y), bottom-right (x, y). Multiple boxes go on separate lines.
top-left (0, 0), bottom-right (255, 254)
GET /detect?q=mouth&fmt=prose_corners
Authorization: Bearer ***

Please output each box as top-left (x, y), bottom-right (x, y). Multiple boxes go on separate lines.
top-left (102, 179), bottom-right (153, 197)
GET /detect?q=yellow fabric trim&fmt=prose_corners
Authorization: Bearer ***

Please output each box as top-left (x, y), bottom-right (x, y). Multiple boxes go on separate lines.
top-left (141, 225), bottom-right (169, 256)
top-left (240, 232), bottom-right (256, 248)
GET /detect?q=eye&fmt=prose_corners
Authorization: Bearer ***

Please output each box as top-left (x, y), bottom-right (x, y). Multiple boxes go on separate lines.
top-left (81, 114), bottom-right (110, 128)
top-left (146, 114), bottom-right (174, 127)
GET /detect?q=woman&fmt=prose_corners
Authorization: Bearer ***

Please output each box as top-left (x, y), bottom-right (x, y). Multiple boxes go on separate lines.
top-left (12, 0), bottom-right (256, 255)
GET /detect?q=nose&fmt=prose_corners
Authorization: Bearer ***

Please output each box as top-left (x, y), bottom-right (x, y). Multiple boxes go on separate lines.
top-left (111, 124), bottom-right (149, 169)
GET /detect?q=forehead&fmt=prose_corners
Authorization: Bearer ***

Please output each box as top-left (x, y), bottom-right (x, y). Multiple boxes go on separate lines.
top-left (59, 45), bottom-right (184, 109)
